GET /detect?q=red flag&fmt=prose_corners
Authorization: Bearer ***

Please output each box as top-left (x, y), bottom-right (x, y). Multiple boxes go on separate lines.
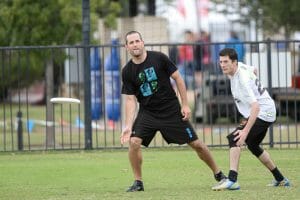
top-left (177, 0), bottom-right (186, 18)
top-left (198, 0), bottom-right (209, 17)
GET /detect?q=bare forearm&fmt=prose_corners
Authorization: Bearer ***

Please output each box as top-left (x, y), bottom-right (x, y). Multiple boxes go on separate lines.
top-left (125, 98), bottom-right (137, 128)
top-left (244, 102), bottom-right (260, 133)
top-left (175, 76), bottom-right (188, 106)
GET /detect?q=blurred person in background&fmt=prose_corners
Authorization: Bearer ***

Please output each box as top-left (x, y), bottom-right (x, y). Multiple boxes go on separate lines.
top-left (225, 31), bottom-right (245, 62)
top-left (194, 30), bottom-right (211, 89)
top-left (178, 30), bottom-right (195, 89)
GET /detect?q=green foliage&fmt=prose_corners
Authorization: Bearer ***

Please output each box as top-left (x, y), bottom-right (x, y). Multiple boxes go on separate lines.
top-left (210, 0), bottom-right (300, 38)
top-left (0, 47), bottom-right (67, 93)
top-left (1, 49), bottom-right (45, 89)
top-left (245, 0), bottom-right (300, 38)
top-left (93, 0), bottom-right (122, 30)
top-left (0, 0), bottom-right (80, 46)
top-left (0, 0), bottom-right (121, 94)
top-left (0, 0), bottom-right (121, 46)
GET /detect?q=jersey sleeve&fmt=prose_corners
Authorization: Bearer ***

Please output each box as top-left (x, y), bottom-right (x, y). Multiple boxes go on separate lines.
top-left (239, 71), bottom-right (257, 105)
top-left (239, 62), bottom-right (257, 75)
top-left (248, 65), bottom-right (257, 74)
top-left (121, 66), bottom-right (135, 95)
top-left (160, 52), bottom-right (178, 76)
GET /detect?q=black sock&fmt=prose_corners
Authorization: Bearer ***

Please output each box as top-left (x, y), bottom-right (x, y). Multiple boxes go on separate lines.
top-left (271, 167), bottom-right (284, 182)
top-left (228, 170), bottom-right (238, 182)
top-left (214, 171), bottom-right (227, 181)
top-left (135, 180), bottom-right (143, 185)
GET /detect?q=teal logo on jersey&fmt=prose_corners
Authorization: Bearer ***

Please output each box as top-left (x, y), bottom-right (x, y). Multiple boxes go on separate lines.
top-left (139, 67), bottom-right (158, 96)
top-left (138, 72), bottom-right (145, 82)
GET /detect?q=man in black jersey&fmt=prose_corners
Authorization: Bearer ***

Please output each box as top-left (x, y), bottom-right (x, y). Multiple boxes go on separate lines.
top-left (120, 31), bottom-right (226, 192)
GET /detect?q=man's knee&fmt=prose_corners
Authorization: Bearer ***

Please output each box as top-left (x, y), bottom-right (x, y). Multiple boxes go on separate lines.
top-left (189, 139), bottom-right (206, 150)
top-left (247, 144), bottom-right (263, 157)
top-left (129, 137), bottom-right (142, 149)
top-left (227, 124), bottom-right (245, 148)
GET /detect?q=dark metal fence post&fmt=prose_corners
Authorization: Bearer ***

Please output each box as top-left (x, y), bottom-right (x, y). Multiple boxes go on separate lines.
top-left (17, 111), bottom-right (23, 151)
top-left (82, 0), bottom-right (92, 149)
top-left (298, 45), bottom-right (300, 73)
top-left (266, 39), bottom-right (274, 148)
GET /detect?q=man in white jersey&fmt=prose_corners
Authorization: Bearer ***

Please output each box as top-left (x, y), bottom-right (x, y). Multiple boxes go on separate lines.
top-left (212, 48), bottom-right (290, 190)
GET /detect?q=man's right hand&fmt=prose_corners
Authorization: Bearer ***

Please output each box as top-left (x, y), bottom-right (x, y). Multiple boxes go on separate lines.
top-left (120, 126), bottom-right (132, 144)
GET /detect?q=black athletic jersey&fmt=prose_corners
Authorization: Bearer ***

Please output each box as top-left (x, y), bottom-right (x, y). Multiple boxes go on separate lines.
top-left (122, 51), bottom-right (180, 117)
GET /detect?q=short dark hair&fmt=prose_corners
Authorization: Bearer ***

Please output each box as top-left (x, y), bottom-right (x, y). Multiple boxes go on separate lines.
top-left (125, 31), bottom-right (143, 44)
top-left (184, 29), bottom-right (192, 35)
top-left (219, 48), bottom-right (238, 61)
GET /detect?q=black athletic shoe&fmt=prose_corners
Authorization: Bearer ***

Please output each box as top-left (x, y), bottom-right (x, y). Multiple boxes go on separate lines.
top-left (126, 180), bottom-right (144, 192)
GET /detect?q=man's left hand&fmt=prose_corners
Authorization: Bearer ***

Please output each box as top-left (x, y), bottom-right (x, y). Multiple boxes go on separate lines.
top-left (233, 129), bottom-right (247, 146)
top-left (181, 105), bottom-right (191, 121)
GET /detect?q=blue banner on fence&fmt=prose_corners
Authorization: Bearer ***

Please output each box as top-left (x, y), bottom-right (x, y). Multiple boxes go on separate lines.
top-left (105, 39), bottom-right (120, 121)
top-left (90, 47), bottom-right (102, 120)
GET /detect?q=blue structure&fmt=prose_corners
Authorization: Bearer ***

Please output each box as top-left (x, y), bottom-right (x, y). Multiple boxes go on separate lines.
top-left (105, 39), bottom-right (121, 121)
top-left (225, 31), bottom-right (245, 62)
top-left (90, 47), bottom-right (102, 120)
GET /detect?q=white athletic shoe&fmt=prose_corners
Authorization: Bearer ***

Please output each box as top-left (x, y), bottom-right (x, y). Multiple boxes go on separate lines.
top-left (212, 178), bottom-right (240, 191)
top-left (267, 178), bottom-right (290, 187)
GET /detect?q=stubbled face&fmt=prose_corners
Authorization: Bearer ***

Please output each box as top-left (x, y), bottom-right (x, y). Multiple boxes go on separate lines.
top-left (125, 33), bottom-right (145, 58)
top-left (219, 55), bottom-right (237, 76)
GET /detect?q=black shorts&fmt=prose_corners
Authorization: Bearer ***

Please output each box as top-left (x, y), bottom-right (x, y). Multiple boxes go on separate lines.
top-left (227, 118), bottom-right (272, 147)
top-left (245, 118), bottom-right (272, 146)
top-left (131, 110), bottom-right (198, 147)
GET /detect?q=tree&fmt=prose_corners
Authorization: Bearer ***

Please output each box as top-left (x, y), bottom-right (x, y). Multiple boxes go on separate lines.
top-left (210, 0), bottom-right (300, 39)
top-left (0, 0), bottom-right (121, 46)
top-left (93, 0), bottom-right (121, 29)
top-left (0, 0), bottom-right (121, 93)
top-left (0, 0), bottom-right (121, 147)
top-left (0, 0), bottom-right (81, 46)
top-left (244, 0), bottom-right (300, 39)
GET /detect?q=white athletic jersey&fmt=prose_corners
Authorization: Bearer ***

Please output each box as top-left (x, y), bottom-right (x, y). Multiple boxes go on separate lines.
top-left (229, 62), bottom-right (276, 122)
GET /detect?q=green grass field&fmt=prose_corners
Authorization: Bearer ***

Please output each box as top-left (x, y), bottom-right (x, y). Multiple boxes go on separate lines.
top-left (0, 148), bottom-right (299, 200)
